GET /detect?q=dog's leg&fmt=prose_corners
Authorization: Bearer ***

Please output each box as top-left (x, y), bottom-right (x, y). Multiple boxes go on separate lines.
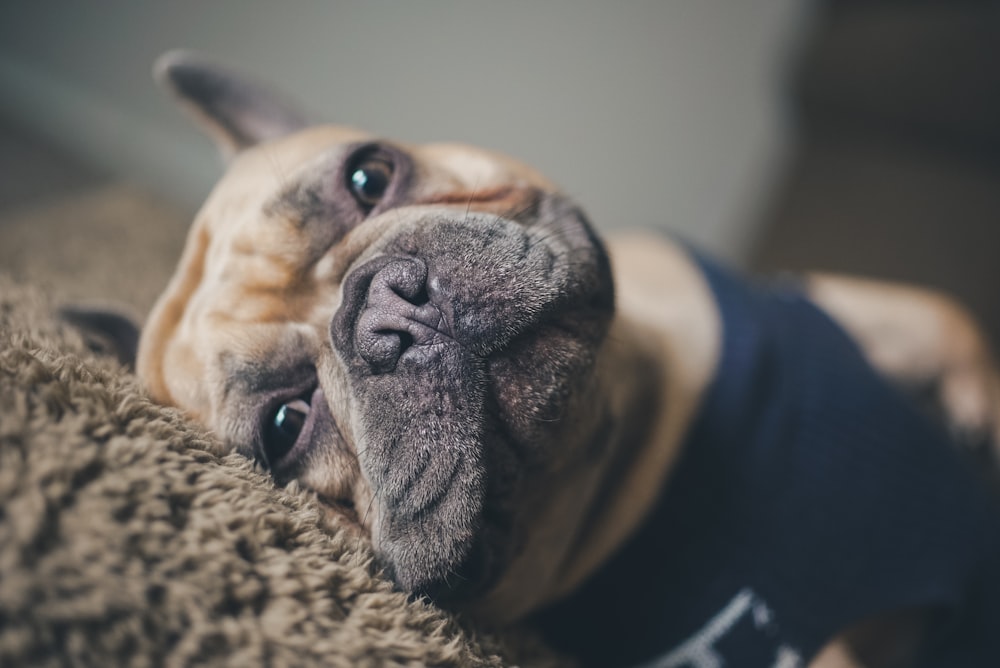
top-left (808, 274), bottom-right (1000, 451)
top-left (809, 639), bottom-right (863, 668)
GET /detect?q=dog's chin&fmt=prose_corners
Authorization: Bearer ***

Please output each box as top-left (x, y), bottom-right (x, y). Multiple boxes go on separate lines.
top-left (329, 196), bottom-right (614, 599)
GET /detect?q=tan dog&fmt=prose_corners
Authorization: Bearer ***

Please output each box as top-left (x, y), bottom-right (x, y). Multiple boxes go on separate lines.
top-left (131, 52), bottom-right (1000, 667)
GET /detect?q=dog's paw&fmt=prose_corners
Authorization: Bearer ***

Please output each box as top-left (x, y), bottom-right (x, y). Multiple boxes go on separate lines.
top-left (932, 306), bottom-right (1000, 455)
top-left (940, 358), bottom-right (1000, 453)
top-left (809, 273), bottom-right (1000, 464)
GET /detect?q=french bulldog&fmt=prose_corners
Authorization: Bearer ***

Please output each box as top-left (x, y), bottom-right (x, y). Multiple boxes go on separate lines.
top-left (125, 51), bottom-right (1000, 667)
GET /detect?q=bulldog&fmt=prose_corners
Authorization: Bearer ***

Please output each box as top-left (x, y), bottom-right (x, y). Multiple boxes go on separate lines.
top-left (112, 52), bottom-right (1000, 667)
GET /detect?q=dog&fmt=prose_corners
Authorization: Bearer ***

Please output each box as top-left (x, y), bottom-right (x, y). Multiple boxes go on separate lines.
top-left (103, 51), bottom-right (1000, 667)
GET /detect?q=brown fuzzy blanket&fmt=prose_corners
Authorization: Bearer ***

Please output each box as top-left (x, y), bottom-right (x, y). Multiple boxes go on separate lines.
top-left (0, 188), bottom-right (561, 667)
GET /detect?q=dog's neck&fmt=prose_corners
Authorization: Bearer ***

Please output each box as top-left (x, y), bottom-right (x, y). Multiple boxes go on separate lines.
top-left (466, 319), bottom-right (670, 622)
top-left (554, 236), bottom-right (722, 598)
top-left (470, 235), bottom-right (721, 623)
top-left (550, 318), bottom-right (679, 593)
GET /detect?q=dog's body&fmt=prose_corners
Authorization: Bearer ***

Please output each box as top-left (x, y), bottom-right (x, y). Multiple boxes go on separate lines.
top-left (130, 53), bottom-right (1000, 667)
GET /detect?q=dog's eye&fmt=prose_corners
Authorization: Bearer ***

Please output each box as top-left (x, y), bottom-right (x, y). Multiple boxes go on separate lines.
top-left (264, 398), bottom-right (310, 466)
top-left (348, 157), bottom-right (393, 210)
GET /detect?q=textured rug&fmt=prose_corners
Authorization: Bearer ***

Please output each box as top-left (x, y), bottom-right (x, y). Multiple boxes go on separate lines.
top-left (0, 188), bottom-right (562, 667)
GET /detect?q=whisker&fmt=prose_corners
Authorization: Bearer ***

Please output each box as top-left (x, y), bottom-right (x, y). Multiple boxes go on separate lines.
top-left (465, 178), bottom-right (481, 221)
top-left (500, 199), bottom-right (542, 222)
top-left (356, 493), bottom-right (378, 553)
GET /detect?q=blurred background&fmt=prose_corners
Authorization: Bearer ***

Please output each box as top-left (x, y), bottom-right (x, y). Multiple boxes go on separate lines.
top-left (1, 1), bottom-right (999, 346)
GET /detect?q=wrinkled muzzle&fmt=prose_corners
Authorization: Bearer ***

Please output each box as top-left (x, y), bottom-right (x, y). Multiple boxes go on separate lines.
top-left (328, 196), bottom-right (614, 598)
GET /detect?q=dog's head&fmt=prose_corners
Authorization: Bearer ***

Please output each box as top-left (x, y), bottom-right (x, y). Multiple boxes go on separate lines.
top-left (137, 52), bottom-right (616, 620)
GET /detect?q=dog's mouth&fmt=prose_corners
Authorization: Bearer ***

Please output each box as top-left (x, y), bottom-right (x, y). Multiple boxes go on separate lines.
top-left (323, 193), bottom-right (615, 602)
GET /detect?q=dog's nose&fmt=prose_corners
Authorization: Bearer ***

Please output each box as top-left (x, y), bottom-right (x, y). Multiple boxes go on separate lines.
top-left (354, 257), bottom-right (449, 372)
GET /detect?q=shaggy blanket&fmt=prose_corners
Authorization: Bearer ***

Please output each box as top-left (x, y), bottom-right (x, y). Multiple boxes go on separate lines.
top-left (0, 188), bottom-right (562, 667)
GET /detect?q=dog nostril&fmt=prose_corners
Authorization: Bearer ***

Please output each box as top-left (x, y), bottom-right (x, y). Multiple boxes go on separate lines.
top-left (405, 285), bottom-right (430, 307)
top-left (360, 324), bottom-right (409, 372)
top-left (379, 259), bottom-right (428, 305)
top-left (370, 328), bottom-right (415, 360)
top-left (355, 257), bottom-right (434, 372)
top-left (394, 330), bottom-right (415, 351)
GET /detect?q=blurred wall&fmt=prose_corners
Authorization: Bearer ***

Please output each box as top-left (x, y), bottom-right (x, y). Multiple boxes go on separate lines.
top-left (0, 1), bottom-right (812, 262)
top-left (751, 1), bottom-right (1000, 349)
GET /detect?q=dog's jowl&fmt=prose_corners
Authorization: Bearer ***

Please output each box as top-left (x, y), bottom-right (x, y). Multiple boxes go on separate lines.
top-left (130, 51), bottom-right (1000, 668)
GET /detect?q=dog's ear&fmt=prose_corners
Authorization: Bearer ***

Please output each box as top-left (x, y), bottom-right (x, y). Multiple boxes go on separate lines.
top-left (154, 50), bottom-right (308, 160)
top-left (59, 304), bottom-right (141, 370)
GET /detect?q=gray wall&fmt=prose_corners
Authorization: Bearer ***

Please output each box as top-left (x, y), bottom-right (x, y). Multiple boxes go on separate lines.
top-left (0, 1), bottom-right (812, 262)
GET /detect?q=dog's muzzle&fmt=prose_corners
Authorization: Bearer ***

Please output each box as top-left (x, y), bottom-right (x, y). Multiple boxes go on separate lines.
top-left (326, 200), bottom-right (613, 599)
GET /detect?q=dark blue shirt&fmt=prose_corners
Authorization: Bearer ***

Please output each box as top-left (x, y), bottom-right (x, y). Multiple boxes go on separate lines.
top-left (537, 254), bottom-right (1000, 667)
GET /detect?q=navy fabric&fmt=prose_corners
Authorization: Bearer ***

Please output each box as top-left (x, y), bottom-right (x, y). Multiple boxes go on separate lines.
top-left (536, 254), bottom-right (1000, 667)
